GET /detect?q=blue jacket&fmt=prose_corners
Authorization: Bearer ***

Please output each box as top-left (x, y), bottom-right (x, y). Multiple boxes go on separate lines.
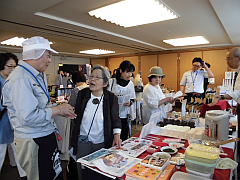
top-left (0, 74), bottom-right (14, 144)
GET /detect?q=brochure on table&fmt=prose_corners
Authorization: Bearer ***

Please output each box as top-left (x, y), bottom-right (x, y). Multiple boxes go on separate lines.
top-left (77, 148), bottom-right (141, 177)
top-left (110, 137), bottom-right (152, 157)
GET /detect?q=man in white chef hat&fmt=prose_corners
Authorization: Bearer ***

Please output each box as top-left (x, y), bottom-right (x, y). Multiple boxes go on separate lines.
top-left (2, 36), bottom-right (76, 180)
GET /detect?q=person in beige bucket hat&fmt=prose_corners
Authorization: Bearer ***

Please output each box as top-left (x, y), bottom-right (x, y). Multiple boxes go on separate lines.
top-left (143, 66), bottom-right (175, 125)
top-left (148, 66), bottom-right (166, 78)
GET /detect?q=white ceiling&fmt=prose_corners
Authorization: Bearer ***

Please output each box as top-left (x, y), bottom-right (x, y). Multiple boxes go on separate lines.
top-left (0, 0), bottom-right (239, 58)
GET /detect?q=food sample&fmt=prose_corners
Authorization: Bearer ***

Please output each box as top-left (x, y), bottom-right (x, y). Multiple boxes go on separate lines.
top-left (141, 155), bottom-right (169, 170)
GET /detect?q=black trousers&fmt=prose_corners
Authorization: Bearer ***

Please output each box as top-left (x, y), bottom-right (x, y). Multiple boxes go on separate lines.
top-left (185, 93), bottom-right (203, 103)
top-left (120, 118), bottom-right (129, 141)
top-left (33, 133), bottom-right (63, 180)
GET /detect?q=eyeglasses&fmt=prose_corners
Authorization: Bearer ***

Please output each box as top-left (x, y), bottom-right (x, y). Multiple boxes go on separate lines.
top-left (193, 65), bottom-right (201, 68)
top-left (89, 75), bottom-right (103, 80)
top-left (5, 64), bottom-right (17, 69)
top-left (226, 56), bottom-right (239, 61)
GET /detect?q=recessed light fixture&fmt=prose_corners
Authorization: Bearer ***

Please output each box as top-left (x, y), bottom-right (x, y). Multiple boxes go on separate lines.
top-left (79, 49), bottom-right (115, 55)
top-left (88, 0), bottom-right (179, 28)
top-left (163, 36), bottom-right (209, 46)
top-left (1, 37), bottom-right (53, 46)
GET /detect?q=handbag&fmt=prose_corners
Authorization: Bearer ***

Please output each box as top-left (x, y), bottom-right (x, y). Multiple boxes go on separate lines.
top-left (135, 85), bottom-right (143, 92)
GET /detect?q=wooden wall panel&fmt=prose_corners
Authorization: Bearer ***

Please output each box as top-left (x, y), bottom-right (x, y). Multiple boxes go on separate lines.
top-left (158, 53), bottom-right (178, 91)
top-left (203, 49), bottom-right (228, 87)
top-left (90, 58), bottom-right (106, 68)
top-left (179, 51), bottom-right (202, 83)
top-left (123, 56), bottom-right (139, 77)
top-left (140, 55), bottom-right (158, 85)
top-left (109, 57), bottom-right (124, 76)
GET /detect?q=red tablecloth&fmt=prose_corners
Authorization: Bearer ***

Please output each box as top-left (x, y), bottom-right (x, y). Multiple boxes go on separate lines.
top-left (200, 100), bottom-right (231, 116)
top-left (134, 134), bottom-right (233, 180)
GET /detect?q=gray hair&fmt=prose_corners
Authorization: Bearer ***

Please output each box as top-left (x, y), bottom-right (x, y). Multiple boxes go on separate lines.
top-left (91, 65), bottom-right (110, 88)
top-left (231, 47), bottom-right (240, 57)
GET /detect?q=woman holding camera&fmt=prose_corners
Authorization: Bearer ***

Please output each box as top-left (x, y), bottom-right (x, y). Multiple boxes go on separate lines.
top-left (71, 65), bottom-right (121, 180)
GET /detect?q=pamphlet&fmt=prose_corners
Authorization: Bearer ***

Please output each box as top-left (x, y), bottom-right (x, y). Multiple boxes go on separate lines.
top-left (77, 148), bottom-right (141, 177)
top-left (125, 164), bottom-right (162, 180)
top-left (110, 137), bottom-right (152, 157)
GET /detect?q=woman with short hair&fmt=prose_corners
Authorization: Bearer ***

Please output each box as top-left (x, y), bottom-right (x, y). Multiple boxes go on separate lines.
top-left (0, 53), bottom-right (26, 178)
top-left (68, 71), bottom-right (88, 108)
top-left (71, 65), bottom-right (122, 180)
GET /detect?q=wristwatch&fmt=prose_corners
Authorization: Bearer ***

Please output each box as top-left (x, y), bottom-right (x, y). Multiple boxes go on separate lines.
top-left (221, 95), bottom-right (224, 100)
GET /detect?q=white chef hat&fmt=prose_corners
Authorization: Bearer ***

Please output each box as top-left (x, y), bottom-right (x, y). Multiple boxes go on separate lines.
top-left (22, 36), bottom-right (58, 60)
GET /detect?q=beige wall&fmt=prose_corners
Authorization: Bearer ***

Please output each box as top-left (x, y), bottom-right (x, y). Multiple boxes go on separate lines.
top-left (108, 57), bottom-right (124, 76)
top-left (91, 58), bottom-right (106, 67)
top-left (140, 55), bottom-right (158, 85)
top-left (202, 49), bottom-right (228, 87)
top-left (158, 53), bottom-right (178, 91)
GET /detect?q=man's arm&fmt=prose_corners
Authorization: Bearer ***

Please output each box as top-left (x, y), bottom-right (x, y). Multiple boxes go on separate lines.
top-left (180, 85), bottom-right (185, 94)
top-left (202, 61), bottom-right (214, 78)
top-left (209, 94), bottom-right (232, 106)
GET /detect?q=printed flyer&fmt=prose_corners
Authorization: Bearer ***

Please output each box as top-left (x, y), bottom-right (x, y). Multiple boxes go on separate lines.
top-left (77, 148), bottom-right (141, 177)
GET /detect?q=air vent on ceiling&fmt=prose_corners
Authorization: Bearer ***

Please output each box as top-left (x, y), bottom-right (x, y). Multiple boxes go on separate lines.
top-left (33, 30), bottom-right (82, 40)
top-left (46, 24), bottom-right (98, 37)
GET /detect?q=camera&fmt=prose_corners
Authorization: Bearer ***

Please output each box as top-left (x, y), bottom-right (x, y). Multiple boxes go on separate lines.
top-left (78, 135), bottom-right (89, 143)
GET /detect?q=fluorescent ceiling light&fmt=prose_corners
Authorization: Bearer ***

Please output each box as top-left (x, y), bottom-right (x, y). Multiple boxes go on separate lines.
top-left (88, 0), bottom-right (179, 28)
top-left (163, 36), bottom-right (209, 46)
top-left (79, 49), bottom-right (115, 55)
top-left (1, 37), bottom-right (53, 46)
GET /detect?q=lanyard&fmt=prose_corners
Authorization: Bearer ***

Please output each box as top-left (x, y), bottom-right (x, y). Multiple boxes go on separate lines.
top-left (191, 71), bottom-right (198, 86)
top-left (19, 65), bottom-right (50, 101)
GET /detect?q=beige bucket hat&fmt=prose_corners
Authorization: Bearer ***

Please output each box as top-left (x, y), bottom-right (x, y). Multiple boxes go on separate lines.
top-left (148, 66), bottom-right (165, 78)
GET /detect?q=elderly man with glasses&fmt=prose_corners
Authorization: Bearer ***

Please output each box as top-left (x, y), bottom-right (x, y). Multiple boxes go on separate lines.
top-left (209, 47), bottom-right (240, 162)
top-left (2, 36), bottom-right (76, 180)
top-left (180, 57), bottom-right (214, 103)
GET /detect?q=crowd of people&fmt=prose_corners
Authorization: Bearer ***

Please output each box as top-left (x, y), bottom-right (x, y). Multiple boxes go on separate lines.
top-left (0, 35), bottom-right (239, 180)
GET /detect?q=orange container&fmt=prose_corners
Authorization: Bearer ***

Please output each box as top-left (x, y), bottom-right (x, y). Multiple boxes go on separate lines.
top-left (156, 164), bottom-right (175, 180)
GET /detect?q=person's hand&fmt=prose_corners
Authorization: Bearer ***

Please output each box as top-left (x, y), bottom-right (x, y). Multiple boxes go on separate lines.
top-left (232, 107), bottom-right (237, 115)
top-left (124, 101), bottom-right (131, 106)
top-left (201, 61), bottom-right (206, 68)
top-left (180, 96), bottom-right (184, 102)
top-left (165, 97), bottom-right (174, 104)
top-left (57, 103), bottom-right (77, 119)
top-left (208, 95), bottom-right (221, 107)
top-left (112, 134), bottom-right (122, 148)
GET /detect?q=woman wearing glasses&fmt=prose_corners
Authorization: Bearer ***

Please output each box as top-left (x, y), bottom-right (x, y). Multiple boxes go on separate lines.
top-left (109, 60), bottom-right (136, 141)
top-left (0, 53), bottom-right (26, 178)
top-left (180, 57), bottom-right (214, 103)
top-left (71, 65), bottom-right (121, 180)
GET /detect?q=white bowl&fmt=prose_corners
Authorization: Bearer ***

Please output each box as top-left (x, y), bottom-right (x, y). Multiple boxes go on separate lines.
top-left (152, 152), bottom-right (171, 159)
top-left (160, 146), bottom-right (178, 154)
top-left (169, 142), bottom-right (184, 149)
